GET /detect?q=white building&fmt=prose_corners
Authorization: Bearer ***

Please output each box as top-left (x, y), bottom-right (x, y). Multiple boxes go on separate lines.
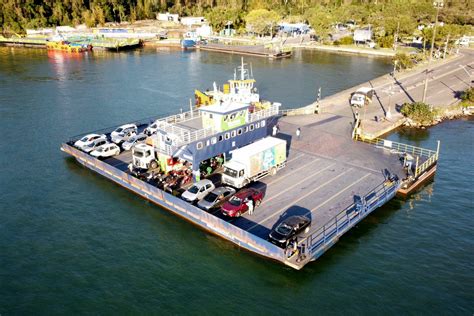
top-left (354, 28), bottom-right (373, 43)
top-left (157, 12), bottom-right (179, 23)
top-left (181, 17), bottom-right (207, 27)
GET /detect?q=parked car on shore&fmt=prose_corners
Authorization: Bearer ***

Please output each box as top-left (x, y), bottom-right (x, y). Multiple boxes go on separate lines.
top-left (90, 143), bottom-right (121, 159)
top-left (181, 179), bottom-right (215, 203)
top-left (350, 87), bottom-right (374, 107)
top-left (111, 124), bottom-right (137, 144)
top-left (197, 186), bottom-right (236, 211)
top-left (221, 187), bottom-right (264, 217)
top-left (122, 133), bottom-right (147, 151)
top-left (268, 215), bottom-right (311, 248)
top-left (74, 133), bottom-right (107, 150)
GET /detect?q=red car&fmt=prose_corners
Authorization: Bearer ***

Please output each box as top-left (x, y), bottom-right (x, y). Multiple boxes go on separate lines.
top-left (221, 188), bottom-right (264, 217)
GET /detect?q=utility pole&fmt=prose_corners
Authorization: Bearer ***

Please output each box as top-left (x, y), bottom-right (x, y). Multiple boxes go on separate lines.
top-left (443, 34), bottom-right (450, 59)
top-left (394, 21), bottom-right (400, 51)
top-left (422, 1), bottom-right (444, 104)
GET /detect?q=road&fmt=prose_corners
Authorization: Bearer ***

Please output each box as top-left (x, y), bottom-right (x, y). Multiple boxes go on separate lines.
top-left (307, 48), bottom-right (473, 137)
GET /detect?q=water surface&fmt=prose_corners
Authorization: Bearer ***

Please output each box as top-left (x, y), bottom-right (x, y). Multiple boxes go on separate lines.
top-left (0, 47), bottom-right (472, 314)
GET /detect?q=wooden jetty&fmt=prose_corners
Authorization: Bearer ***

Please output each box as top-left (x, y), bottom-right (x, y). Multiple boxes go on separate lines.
top-left (196, 43), bottom-right (292, 59)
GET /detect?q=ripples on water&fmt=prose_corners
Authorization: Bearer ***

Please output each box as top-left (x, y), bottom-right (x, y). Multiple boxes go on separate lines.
top-left (0, 47), bottom-right (472, 314)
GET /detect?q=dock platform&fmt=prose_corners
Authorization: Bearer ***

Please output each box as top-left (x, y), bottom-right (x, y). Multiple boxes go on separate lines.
top-left (196, 43), bottom-right (292, 59)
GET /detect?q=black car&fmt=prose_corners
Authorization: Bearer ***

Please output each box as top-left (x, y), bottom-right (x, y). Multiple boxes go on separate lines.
top-left (268, 215), bottom-right (311, 248)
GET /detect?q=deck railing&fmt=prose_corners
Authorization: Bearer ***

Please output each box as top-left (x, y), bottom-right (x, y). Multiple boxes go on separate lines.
top-left (62, 144), bottom-right (287, 263)
top-left (355, 135), bottom-right (440, 178)
top-left (301, 177), bottom-right (400, 259)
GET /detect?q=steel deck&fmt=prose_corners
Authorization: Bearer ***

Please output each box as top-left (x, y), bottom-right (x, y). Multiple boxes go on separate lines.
top-left (94, 114), bottom-right (405, 259)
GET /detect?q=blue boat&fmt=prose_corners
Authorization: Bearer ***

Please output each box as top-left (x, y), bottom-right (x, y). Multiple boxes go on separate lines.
top-left (181, 38), bottom-right (196, 49)
top-left (181, 31), bottom-right (199, 49)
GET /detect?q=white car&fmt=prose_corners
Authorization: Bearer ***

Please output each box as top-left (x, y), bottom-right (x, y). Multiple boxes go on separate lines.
top-left (144, 121), bottom-right (159, 136)
top-left (90, 143), bottom-right (121, 158)
top-left (74, 133), bottom-right (107, 150)
top-left (111, 124), bottom-right (137, 144)
top-left (83, 138), bottom-right (108, 153)
top-left (122, 133), bottom-right (148, 151)
top-left (350, 87), bottom-right (374, 107)
top-left (181, 179), bottom-right (215, 203)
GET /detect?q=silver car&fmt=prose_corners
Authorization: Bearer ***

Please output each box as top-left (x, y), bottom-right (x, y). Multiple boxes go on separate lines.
top-left (181, 179), bottom-right (215, 203)
top-left (122, 133), bottom-right (147, 151)
top-left (197, 186), bottom-right (236, 211)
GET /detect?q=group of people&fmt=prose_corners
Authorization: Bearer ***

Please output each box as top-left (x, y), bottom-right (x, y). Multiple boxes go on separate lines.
top-left (272, 124), bottom-right (302, 140)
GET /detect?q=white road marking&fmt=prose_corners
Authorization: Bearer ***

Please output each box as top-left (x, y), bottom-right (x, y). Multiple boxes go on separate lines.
top-left (248, 168), bottom-right (352, 231)
top-left (310, 173), bottom-right (372, 212)
top-left (264, 157), bottom-right (321, 186)
top-left (263, 163), bottom-right (336, 204)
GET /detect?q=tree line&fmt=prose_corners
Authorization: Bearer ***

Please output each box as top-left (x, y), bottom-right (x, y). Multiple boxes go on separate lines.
top-left (1, 0), bottom-right (472, 42)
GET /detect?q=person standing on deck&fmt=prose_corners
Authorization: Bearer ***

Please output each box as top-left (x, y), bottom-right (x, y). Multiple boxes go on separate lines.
top-left (272, 124), bottom-right (278, 136)
top-left (296, 127), bottom-right (301, 140)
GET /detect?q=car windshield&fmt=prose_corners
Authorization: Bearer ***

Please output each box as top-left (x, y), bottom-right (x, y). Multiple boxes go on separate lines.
top-left (134, 151), bottom-right (144, 158)
top-left (224, 167), bottom-right (238, 178)
top-left (203, 193), bottom-right (218, 202)
top-left (115, 127), bottom-right (123, 133)
top-left (276, 223), bottom-right (293, 236)
top-left (129, 136), bottom-right (137, 142)
top-left (188, 185), bottom-right (199, 194)
top-left (87, 142), bottom-right (95, 147)
top-left (80, 136), bottom-right (89, 142)
top-left (96, 147), bottom-right (105, 152)
top-left (228, 196), bottom-right (241, 206)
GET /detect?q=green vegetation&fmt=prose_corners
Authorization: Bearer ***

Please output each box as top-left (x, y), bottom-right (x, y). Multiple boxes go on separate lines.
top-left (244, 9), bottom-right (280, 36)
top-left (401, 102), bottom-right (437, 125)
top-left (334, 36), bottom-right (354, 46)
top-left (459, 87), bottom-right (474, 108)
top-left (1, 0), bottom-right (472, 44)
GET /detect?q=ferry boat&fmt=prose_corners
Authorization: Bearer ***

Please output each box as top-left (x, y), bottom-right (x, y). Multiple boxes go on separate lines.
top-left (61, 59), bottom-right (423, 270)
top-left (46, 40), bottom-right (92, 53)
top-left (194, 58), bottom-right (272, 112)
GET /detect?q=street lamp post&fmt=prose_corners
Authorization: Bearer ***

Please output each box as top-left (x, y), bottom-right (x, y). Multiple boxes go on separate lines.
top-left (422, 1), bottom-right (444, 103)
top-left (459, 65), bottom-right (472, 88)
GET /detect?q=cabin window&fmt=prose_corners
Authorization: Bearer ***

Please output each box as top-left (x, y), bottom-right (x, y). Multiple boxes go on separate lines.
top-left (211, 137), bottom-right (217, 144)
top-left (256, 122), bottom-right (260, 128)
top-left (244, 126), bottom-right (248, 133)
top-left (249, 124), bottom-right (254, 131)
top-left (237, 128), bottom-right (242, 135)
top-left (231, 130), bottom-right (236, 137)
top-left (206, 140), bottom-right (210, 146)
top-left (225, 132), bottom-right (230, 140)
top-left (261, 120), bottom-right (266, 127)
top-left (218, 135), bottom-right (223, 142)
top-left (196, 142), bottom-right (203, 150)
top-left (209, 114), bottom-right (213, 119)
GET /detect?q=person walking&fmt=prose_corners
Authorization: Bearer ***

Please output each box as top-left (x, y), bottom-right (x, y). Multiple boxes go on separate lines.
top-left (296, 127), bottom-right (301, 140)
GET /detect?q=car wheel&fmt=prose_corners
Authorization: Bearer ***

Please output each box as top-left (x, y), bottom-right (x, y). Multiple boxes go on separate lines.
top-left (150, 160), bottom-right (158, 169)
